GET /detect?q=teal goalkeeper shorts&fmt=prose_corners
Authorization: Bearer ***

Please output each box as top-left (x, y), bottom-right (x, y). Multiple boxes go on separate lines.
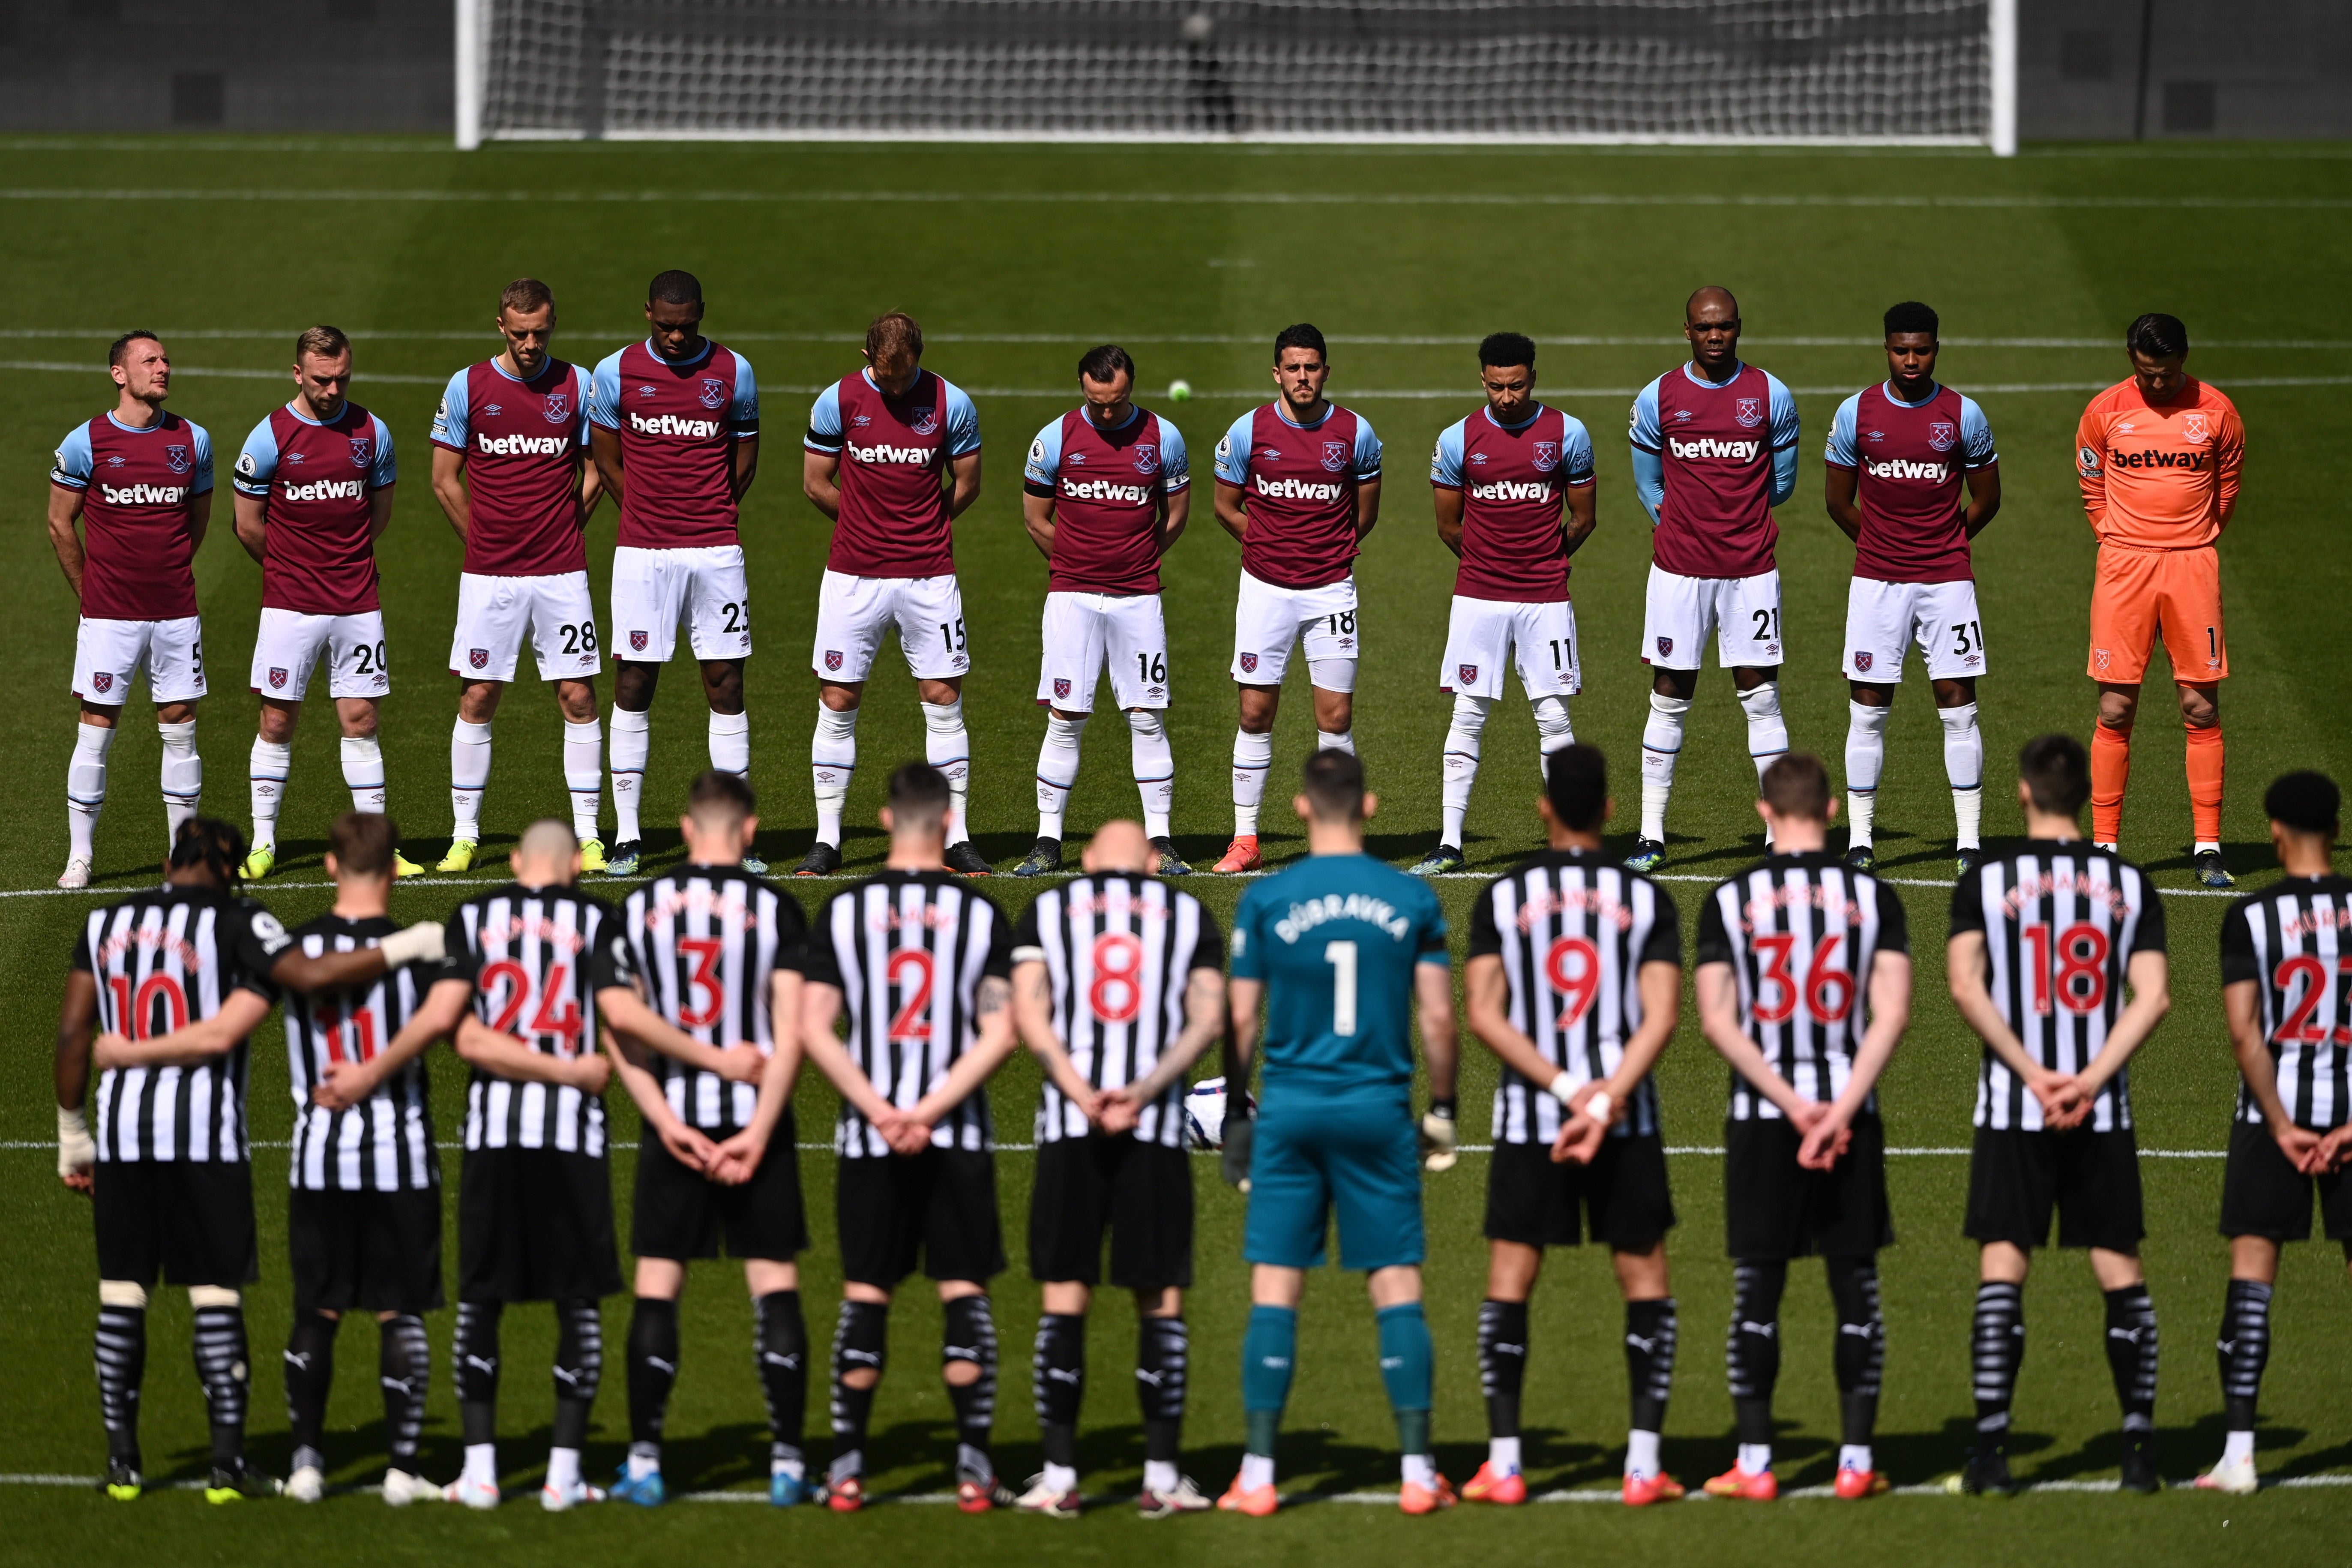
top-left (1243, 1095), bottom-right (1426, 1271)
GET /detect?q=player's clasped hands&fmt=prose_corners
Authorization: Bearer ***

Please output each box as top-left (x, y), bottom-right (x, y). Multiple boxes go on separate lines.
top-left (1790, 1098), bottom-right (1855, 1171)
top-left (1549, 1082), bottom-right (1618, 1166)
top-left (704, 1128), bottom-right (768, 1187)
top-left (312, 1055), bottom-right (380, 1111)
top-left (1093, 1085), bottom-right (1145, 1137)
top-left (868, 1104), bottom-right (937, 1157)
top-left (2028, 1070), bottom-right (2094, 1132)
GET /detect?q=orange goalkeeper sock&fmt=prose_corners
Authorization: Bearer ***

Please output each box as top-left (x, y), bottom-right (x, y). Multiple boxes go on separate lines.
top-left (2186, 724), bottom-right (2225, 848)
top-left (2090, 724), bottom-right (2131, 844)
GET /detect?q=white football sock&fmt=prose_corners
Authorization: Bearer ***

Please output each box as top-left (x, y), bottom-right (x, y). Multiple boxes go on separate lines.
top-left (1316, 729), bottom-right (1355, 756)
top-left (249, 736), bottom-right (291, 849)
top-left (1143, 1458), bottom-right (1179, 1496)
top-left (562, 718), bottom-right (602, 842)
top-left (1440, 693), bottom-right (1491, 850)
top-left (1401, 1453), bottom-right (1435, 1488)
top-left (2223, 1429), bottom-right (2255, 1465)
top-left (341, 735), bottom-right (387, 814)
top-left (1639, 692), bottom-right (1690, 842)
top-left (1034, 712), bottom-right (1088, 841)
top-left (921, 699), bottom-right (972, 845)
top-left (1239, 1452), bottom-right (1275, 1491)
top-left (1488, 1434), bottom-right (1522, 1475)
top-left (1042, 1462), bottom-right (1078, 1494)
top-left (1530, 692), bottom-right (1576, 775)
top-left (157, 719), bottom-right (201, 840)
top-left (67, 721), bottom-right (115, 863)
top-left (545, 1446), bottom-right (581, 1492)
top-left (1738, 680), bottom-right (1789, 785)
top-left (1625, 1429), bottom-right (1661, 1479)
top-left (708, 708), bottom-right (751, 778)
top-left (1738, 1442), bottom-right (1772, 1476)
top-left (609, 706), bottom-right (650, 843)
top-left (1127, 708), bottom-right (1175, 840)
top-left (1839, 1442), bottom-right (1873, 1474)
top-left (811, 702), bottom-right (859, 848)
top-left (450, 718), bottom-right (492, 841)
top-left (462, 1442), bottom-right (497, 1488)
top-left (1940, 701), bottom-right (1985, 849)
top-left (1232, 729), bottom-right (1273, 836)
top-left (1845, 699), bottom-right (1889, 848)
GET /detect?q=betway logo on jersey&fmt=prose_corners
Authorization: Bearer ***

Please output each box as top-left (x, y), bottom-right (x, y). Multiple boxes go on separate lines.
top-left (1468, 479), bottom-right (1553, 502)
top-left (1863, 457), bottom-right (1950, 483)
top-left (476, 431), bottom-right (572, 457)
top-left (2109, 447), bottom-right (2209, 471)
top-left (99, 481), bottom-right (191, 506)
top-left (629, 411), bottom-right (723, 439)
top-left (1667, 436), bottom-right (1761, 462)
top-left (848, 440), bottom-right (937, 465)
top-left (1254, 473), bottom-right (1344, 503)
top-left (1273, 892), bottom-right (1411, 944)
top-left (1060, 476), bottom-right (1154, 504)
top-left (278, 477), bottom-right (366, 501)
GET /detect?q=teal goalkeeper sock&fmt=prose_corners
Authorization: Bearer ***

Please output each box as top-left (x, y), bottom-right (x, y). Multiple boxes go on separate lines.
top-left (1241, 1306), bottom-right (1298, 1454)
top-left (1377, 1303), bottom-right (1435, 1454)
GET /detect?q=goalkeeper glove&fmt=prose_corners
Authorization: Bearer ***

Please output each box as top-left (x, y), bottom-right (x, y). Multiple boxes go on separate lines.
top-left (1419, 1097), bottom-right (1458, 1172)
top-left (58, 1105), bottom-right (95, 1183)
top-left (1220, 1112), bottom-right (1254, 1193)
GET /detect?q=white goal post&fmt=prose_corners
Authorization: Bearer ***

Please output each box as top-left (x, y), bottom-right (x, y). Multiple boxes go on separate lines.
top-left (456, 0), bottom-right (2018, 155)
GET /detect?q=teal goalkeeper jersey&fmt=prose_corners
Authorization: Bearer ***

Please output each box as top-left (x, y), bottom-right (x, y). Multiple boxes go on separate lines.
top-left (1231, 852), bottom-right (1450, 1102)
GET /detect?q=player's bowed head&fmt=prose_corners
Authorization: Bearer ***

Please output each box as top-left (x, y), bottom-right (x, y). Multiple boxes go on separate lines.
top-left (1684, 287), bottom-right (1743, 380)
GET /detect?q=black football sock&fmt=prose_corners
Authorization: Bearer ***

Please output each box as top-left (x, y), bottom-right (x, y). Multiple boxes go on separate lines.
top-left (943, 1295), bottom-right (1000, 1481)
top-left (552, 1298), bottom-right (603, 1451)
top-left (192, 1302), bottom-right (251, 1471)
top-left (1625, 1296), bottom-right (1678, 1435)
top-left (94, 1303), bottom-right (147, 1469)
top-left (2219, 1278), bottom-right (2273, 1432)
top-left (1970, 1281), bottom-right (2024, 1455)
top-left (454, 1300), bottom-right (504, 1447)
top-left (283, 1308), bottom-right (340, 1471)
top-left (829, 1299), bottom-right (889, 1483)
top-left (1034, 1312), bottom-right (1086, 1470)
top-left (626, 1296), bottom-right (680, 1456)
top-left (2103, 1284), bottom-right (2159, 1448)
top-left (379, 1313), bottom-right (431, 1471)
top-left (1136, 1314), bottom-right (1188, 1466)
top-left (1727, 1260), bottom-right (1787, 1448)
top-left (1827, 1257), bottom-right (1885, 1447)
top-left (755, 1289), bottom-right (809, 1470)
top-left (1477, 1298), bottom-right (1528, 1441)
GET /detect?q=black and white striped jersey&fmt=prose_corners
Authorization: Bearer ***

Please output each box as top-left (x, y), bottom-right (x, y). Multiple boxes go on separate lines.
top-left (615, 865), bottom-right (808, 1136)
top-left (282, 914), bottom-right (438, 1191)
top-left (1467, 849), bottom-right (1681, 1145)
top-left (803, 870), bottom-right (1014, 1157)
top-left (443, 883), bottom-right (632, 1157)
top-left (1695, 852), bottom-right (1910, 1121)
top-left (72, 885), bottom-right (289, 1163)
top-left (2221, 874), bottom-right (2352, 1132)
top-left (1950, 842), bottom-right (2165, 1133)
top-left (1010, 873), bottom-right (1224, 1148)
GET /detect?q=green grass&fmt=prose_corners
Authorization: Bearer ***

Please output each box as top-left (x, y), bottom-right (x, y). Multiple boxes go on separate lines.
top-left (3, 135), bottom-right (2352, 1567)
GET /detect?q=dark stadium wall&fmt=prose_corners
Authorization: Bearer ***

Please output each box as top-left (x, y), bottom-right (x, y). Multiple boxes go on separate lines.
top-left (2018, 0), bottom-right (2352, 140)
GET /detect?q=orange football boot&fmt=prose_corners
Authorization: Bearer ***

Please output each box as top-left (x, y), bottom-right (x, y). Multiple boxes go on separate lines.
top-left (1217, 1472), bottom-right (1279, 1517)
top-left (1212, 836), bottom-right (1261, 874)
top-left (1702, 1464), bottom-right (1778, 1501)
top-left (1834, 1467), bottom-right (1890, 1500)
top-left (1622, 1470), bottom-right (1686, 1506)
top-left (1461, 1462), bottom-right (1526, 1505)
top-left (1399, 1473), bottom-right (1457, 1515)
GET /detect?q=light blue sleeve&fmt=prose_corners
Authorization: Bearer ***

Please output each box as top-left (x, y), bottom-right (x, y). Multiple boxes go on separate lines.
top-left (1429, 418), bottom-right (1467, 487)
top-left (731, 354), bottom-right (759, 437)
top-left (805, 381), bottom-right (844, 452)
top-left (1023, 417), bottom-right (1063, 487)
top-left (1351, 414), bottom-right (1381, 479)
top-left (1627, 378), bottom-right (1663, 453)
top-left (233, 418), bottom-right (281, 496)
top-left (587, 353), bottom-right (623, 431)
top-left (571, 366), bottom-right (593, 447)
top-left (1159, 418), bottom-right (1190, 492)
top-left (49, 423), bottom-right (94, 489)
top-left (1824, 393), bottom-right (1862, 468)
top-left (942, 379), bottom-right (981, 457)
top-left (368, 415), bottom-right (398, 488)
top-left (1766, 373), bottom-right (1799, 504)
top-left (1559, 414), bottom-right (1596, 483)
top-left (189, 422), bottom-right (215, 495)
top-left (430, 368), bottom-right (471, 450)
top-left (1960, 394), bottom-right (1998, 468)
top-left (1213, 412), bottom-right (1252, 485)
top-left (1632, 447), bottom-right (1664, 525)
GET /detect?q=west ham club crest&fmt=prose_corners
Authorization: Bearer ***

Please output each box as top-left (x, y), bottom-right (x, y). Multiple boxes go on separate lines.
top-left (1734, 397), bottom-right (1764, 429)
top-left (1321, 440), bottom-right (1349, 474)
top-left (1132, 443), bottom-right (1159, 475)
top-left (165, 444), bottom-right (192, 475)
top-left (1053, 678), bottom-right (1072, 700)
top-left (1927, 421), bottom-right (1957, 453)
top-left (469, 648), bottom-right (491, 669)
top-left (268, 667), bottom-right (289, 689)
top-left (698, 378), bottom-right (727, 411)
top-left (1655, 636), bottom-right (1674, 658)
top-left (1853, 651), bottom-right (1874, 672)
top-left (824, 649), bottom-right (844, 672)
top-left (1457, 664), bottom-right (1479, 685)
top-left (1532, 441), bottom-right (1559, 472)
top-left (909, 407), bottom-right (941, 437)
top-left (348, 436), bottom-right (373, 468)
top-left (629, 630), bottom-right (650, 653)
top-left (543, 391), bottom-right (571, 423)
top-left (1238, 652), bottom-right (1259, 674)
top-left (2183, 411), bottom-right (2211, 444)
top-left (91, 671), bottom-right (114, 694)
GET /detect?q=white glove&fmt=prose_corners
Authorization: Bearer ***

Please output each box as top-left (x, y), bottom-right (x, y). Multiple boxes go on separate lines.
top-left (1418, 1102), bottom-right (1459, 1173)
top-left (58, 1105), bottom-right (95, 1182)
top-left (379, 921), bottom-right (446, 968)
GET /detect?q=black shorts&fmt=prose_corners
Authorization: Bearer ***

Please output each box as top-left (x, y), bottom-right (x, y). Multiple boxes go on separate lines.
top-left (1484, 1133), bottom-right (1676, 1250)
top-left (289, 1184), bottom-right (445, 1313)
top-left (1028, 1134), bottom-right (1193, 1290)
top-left (1724, 1113), bottom-right (1894, 1261)
top-left (93, 1160), bottom-right (258, 1288)
top-left (632, 1118), bottom-right (809, 1262)
top-left (837, 1147), bottom-right (1005, 1289)
top-left (1964, 1125), bottom-right (2144, 1253)
top-left (457, 1146), bottom-right (621, 1304)
top-left (2220, 1119), bottom-right (2352, 1242)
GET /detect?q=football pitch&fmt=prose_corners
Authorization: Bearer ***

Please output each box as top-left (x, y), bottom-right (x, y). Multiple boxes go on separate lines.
top-left (4, 134), bottom-right (2352, 1566)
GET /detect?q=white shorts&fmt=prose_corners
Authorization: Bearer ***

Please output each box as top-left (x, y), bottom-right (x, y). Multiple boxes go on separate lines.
top-left (1843, 576), bottom-right (1988, 682)
top-left (1231, 569), bottom-right (1357, 691)
top-left (1440, 596), bottom-right (1580, 700)
top-left (74, 615), bottom-right (207, 706)
top-left (811, 569), bottom-right (970, 683)
top-left (1037, 591), bottom-right (1169, 712)
top-left (250, 608), bottom-right (390, 702)
top-left (450, 570), bottom-right (599, 683)
top-left (609, 545), bottom-right (752, 664)
top-left (1641, 565), bottom-right (1783, 672)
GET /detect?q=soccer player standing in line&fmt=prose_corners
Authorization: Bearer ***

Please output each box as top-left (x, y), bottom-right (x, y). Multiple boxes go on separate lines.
top-left (589, 271), bottom-right (762, 877)
top-left (1217, 751), bottom-right (1460, 1515)
top-left (2076, 312), bottom-right (2244, 887)
top-left (1461, 744), bottom-right (1685, 1506)
top-left (602, 771), bottom-right (815, 1508)
top-left (234, 327), bottom-right (419, 879)
top-left (1210, 324), bottom-right (1383, 875)
top-left (1946, 735), bottom-right (2169, 1497)
top-left (1014, 346), bottom-right (1192, 878)
top-left (430, 278), bottom-right (608, 872)
top-left (1625, 288), bottom-right (1800, 872)
top-left (2199, 771), bottom-right (2352, 1494)
top-left (1694, 754), bottom-right (1910, 1501)
top-left (1410, 332), bottom-right (1596, 876)
top-left (49, 331), bottom-right (213, 888)
top-left (1010, 819), bottom-right (1226, 1517)
top-left (798, 763), bottom-right (1022, 1511)
top-left (800, 314), bottom-right (989, 876)
top-left (1825, 302), bottom-right (2003, 875)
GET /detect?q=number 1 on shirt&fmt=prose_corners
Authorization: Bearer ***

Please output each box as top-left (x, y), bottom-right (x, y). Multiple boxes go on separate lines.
top-left (1324, 939), bottom-right (1358, 1037)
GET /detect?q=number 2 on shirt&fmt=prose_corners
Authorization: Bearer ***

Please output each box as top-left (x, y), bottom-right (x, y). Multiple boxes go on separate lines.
top-left (888, 948), bottom-right (935, 1041)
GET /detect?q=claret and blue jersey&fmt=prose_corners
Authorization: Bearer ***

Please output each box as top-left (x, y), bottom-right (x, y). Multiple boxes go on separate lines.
top-left (1628, 360), bottom-right (1801, 523)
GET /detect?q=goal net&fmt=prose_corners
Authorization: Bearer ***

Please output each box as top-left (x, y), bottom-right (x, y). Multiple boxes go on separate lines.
top-left (462, 0), bottom-right (2010, 149)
